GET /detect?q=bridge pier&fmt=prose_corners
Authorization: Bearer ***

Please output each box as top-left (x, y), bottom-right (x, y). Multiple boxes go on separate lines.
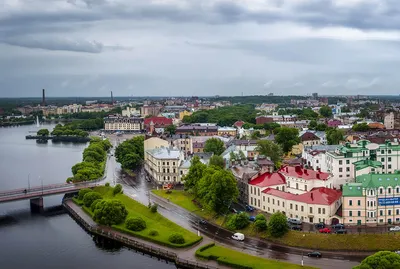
top-left (30, 197), bottom-right (44, 213)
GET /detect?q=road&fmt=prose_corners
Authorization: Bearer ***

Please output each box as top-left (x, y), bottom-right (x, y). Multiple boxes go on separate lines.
top-left (101, 134), bottom-right (363, 269)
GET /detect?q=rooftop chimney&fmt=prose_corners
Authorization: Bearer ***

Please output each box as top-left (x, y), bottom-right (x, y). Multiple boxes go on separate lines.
top-left (42, 89), bottom-right (46, 106)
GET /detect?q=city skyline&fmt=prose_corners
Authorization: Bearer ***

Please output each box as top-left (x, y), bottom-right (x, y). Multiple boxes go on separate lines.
top-left (2, 0), bottom-right (400, 97)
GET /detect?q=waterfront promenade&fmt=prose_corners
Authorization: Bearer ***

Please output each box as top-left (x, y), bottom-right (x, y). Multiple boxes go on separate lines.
top-left (63, 199), bottom-right (229, 269)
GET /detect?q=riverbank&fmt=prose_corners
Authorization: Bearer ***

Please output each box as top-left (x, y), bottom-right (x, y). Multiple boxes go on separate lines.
top-left (26, 135), bottom-right (90, 143)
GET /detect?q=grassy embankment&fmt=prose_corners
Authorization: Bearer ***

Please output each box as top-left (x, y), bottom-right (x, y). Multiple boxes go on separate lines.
top-left (196, 243), bottom-right (317, 269)
top-left (74, 186), bottom-right (202, 248)
top-left (153, 189), bottom-right (400, 251)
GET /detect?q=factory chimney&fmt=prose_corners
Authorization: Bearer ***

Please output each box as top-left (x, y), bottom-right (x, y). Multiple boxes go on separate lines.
top-left (42, 89), bottom-right (46, 106)
top-left (111, 91), bottom-right (114, 105)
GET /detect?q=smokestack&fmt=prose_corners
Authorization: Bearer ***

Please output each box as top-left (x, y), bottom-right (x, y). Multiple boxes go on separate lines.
top-left (111, 91), bottom-right (114, 105)
top-left (42, 89), bottom-right (46, 106)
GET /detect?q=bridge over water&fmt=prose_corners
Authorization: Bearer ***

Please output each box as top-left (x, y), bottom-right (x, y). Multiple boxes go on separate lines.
top-left (0, 182), bottom-right (97, 212)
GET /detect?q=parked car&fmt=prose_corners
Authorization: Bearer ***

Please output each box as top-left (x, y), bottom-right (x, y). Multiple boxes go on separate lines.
top-left (291, 226), bottom-right (302, 231)
top-left (335, 229), bottom-right (347, 234)
top-left (232, 233), bottom-right (245, 241)
top-left (390, 226), bottom-right (400, 232)
top-left (315, 223), bottom-right (325, 229)
top-left (332, 223), bottom-right (345, 229)
top-left (319, 228), bottom-right (331, 233)
top-left (199, 219), bottom-right (207, 225)
top-left (245, 205), bottom-right (254, 212)
top-left (307, 251), bottom-right (322, 258)
top-left (394, 250), bottom-right (400, 255)
top-left (288, 218), bottom-right (303, 225)
top-left (249, 216), bottom-right (256, 222)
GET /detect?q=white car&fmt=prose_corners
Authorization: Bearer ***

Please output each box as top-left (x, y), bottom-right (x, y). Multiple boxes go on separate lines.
top-left (390, 226), bottom-right (400, 232)
top-left (231, 233), bottom-right (245, 241)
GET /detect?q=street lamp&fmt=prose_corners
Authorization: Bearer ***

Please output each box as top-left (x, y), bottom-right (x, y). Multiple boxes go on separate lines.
top-left (301, 234), bottom-right (305, 266)
top-left (39, 176), bottom-right (43, 195)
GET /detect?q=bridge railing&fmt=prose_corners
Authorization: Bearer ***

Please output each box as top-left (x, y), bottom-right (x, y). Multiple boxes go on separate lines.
top-left (0, 181), bottom-right (96, 197)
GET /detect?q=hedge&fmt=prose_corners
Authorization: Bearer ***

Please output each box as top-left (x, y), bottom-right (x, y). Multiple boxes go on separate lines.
top-left (72, 197), bottom-right (84, 206)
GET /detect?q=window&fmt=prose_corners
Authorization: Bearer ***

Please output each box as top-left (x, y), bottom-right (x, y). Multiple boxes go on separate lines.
top-left (296, 183), bottom-right (299, 189)
top-left (389, 165), bottom-right (392, 169)
top-left (397, 188), bottom-right (400, 194)
top-left (278, 200), bottom-right (280, 206)
top-left (290, 203), bottom-right (293, 209)
top-left (346, 167), bottom-right (350, 172)
top-left (397, 209), bottom-right (399, 215)
top-left (339, 168), bottom-right (343, 172)
top-left (381, 150), bottom-right (385, 154)
top-left (310, 207), bottom-right (313, 214)
top-left (263, 196), bottom-right (265, 202)
top-left (258, 200), bottom-right (260, 207)
top-left (258, 189), bottom-right (260, 196)
top-left (250, 187), bottom-right (253, 195)
top-left (295, 205), bottom-right (298, 210)
top-left (346, 160), bottom-right (350, 164)
top-left (380, 188), bottom-right (383, 194)
top-left (163, 168), bottom-right (166, 173)
top-left (389, 210), bottom-right (392, 216)
top-left (381, 157), bottom-right (385, 162)
top-left (389, 150), bottom-right (392, 154)
top-left (358, 200), bottom-right (361, 206)
top-left (167, 162), bottom-right (169, 165)
top-left (268, 198), bottom-right (270, 203)
top-left (283, 202), bottom-right (285, 207)
top-left (173, 162), bottom-right (175, 166)
top-left (163, 162), bottom-right (165, 165)
top-left (389, 157), bottom-right (392, 162)
top-left (301, 206), bottom-right (304, 212)
top-left (323, 208), bottom-right (326, 214)
top-left (358, 211), bottom-right (361, 217)
top-left (318, 208), bottom-right (321, 214)
top-left (380, 210), bottom-right (383, 216)
top-left (305, 185), bottom-right (307, 191)
top-left (339, 160), bottom-right (343, 165)
top-left (349, 211), bottom-right (352, 217)
top-left (349, 200), bottom-right (353, 206)
top-left (272, 199), bottom-right (275, 205)
top-left (388, 188), bottom-right (392, 194)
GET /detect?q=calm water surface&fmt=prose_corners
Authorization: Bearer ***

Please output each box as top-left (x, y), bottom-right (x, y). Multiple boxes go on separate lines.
top-left (0, 124), bottom-right (175, 269)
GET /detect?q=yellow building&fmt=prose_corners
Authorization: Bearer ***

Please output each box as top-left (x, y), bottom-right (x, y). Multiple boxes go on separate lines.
top-left (179, 110), bottom-right (192, 120)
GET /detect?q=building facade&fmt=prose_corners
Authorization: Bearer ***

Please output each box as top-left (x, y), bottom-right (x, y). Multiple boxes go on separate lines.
top-left (342, 172), bottom-right (400, 225)
top-left (217, 127), bottom-right (237, 137)
top-left (104, 116), bottom-right (143, 131)
top-left (176, 124), bottom-right (218, 136)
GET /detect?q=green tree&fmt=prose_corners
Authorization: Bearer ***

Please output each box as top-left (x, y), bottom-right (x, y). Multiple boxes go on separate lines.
top-left (197, 167), bottom-right (239, 214)
top-left (353, 123), bottom-right (370, 132)
top-left (204, 138), bottom-right (225, 156)
top-left (251, 130), bottom-right (261, 139)
top-left (37, 128), bottom-right (49, 136)
top-left (308, 120), bottom-right (317, 130)
top-left (227, 212), bottom-right (250, 230)
top-left (93, 200), bottom-right (128, 226)
top-left (319, 106), bottom-right (333, 118)
top-left (83, 192), bottom-right (103, 207)
top-left (229, 151), bottom-right (237, 161)
top-left (268, 212), bottom-right (289, 238)
top-left (315, 123), bottom-right (327, 131)
top-left (238, 150), bottom-right (246, 160)
top-left (209, 155), bottom-right (225, 169)
top-left (183, 156), bottom-right (206, 194)
top-left (341, 106), bottom-right (351, 113)
top-left (165, 124), bottom-right (177, 135)
top-left (357, 108), bottom-right (370, 119)
top-left (254, 219), bottom-right (268, 232)
top-left (275, 127), bottom-right (300, 153)
top-left (78, 188), bottom-right (93, 200)
top-left (115, 136), bottom-right (144, 170)
top-left (126, 217), bottom-right (147, 231)
top-left (326, 128), bottom-right (344, 145)
top-left (113, 184), bottom-right (123, 195)
top-left (256, 140), bottom-right (283, 167)
top-left (354, 251), bottom-right (400, 269)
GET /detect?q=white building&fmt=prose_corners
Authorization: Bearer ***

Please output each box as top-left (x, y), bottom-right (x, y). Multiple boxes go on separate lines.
top-left (122, 107), bottom-right (140, 117)
top-left (302, 145), bottom-right (339, 172)
top-left (104, 116), bottom-right (143, 131)
top-left (144, 147), bottom-right (184, 184)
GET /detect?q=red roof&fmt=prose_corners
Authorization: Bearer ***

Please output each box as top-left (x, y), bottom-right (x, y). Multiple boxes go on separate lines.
top-left (234, 121), bottom-right (245, 128)
top-left (300, 132), bottom-right (320, 142)
top-left (262, 187), bottom-right (342, 205)
top-left (249, 172), bottom-right (286, 187)
top-left (278, 166), bottom-right (330, 181)
top-left (144, 117), bottom-right (173, 126)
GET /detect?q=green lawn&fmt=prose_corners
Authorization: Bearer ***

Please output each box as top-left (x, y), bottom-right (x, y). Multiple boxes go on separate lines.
top-left (267, 230), bottom-right (400, 251)
top-left (196, 244), bottom-right (317, 269)
top-left (76, 186), bottom-right (202, 248)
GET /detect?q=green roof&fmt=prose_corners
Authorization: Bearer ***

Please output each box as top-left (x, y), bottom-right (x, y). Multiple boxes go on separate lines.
top-left (342, 183), bottom-right (363, 197)
top-left (356, 173), bottom-right (400, 188)
top-left (354, 159), bottom-right (382, 171)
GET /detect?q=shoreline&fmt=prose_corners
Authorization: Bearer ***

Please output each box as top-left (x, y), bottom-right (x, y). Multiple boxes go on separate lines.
top-left (63, 198), bottom-right (221, 269)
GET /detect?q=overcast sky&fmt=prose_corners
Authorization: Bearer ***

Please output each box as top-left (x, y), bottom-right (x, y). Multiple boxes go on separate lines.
top-left (1, 0), bottom-right (400, 97)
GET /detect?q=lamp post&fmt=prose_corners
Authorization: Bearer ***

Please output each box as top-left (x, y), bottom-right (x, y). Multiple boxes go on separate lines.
top-left (39, 176), bottom-right (43, 195)
top-left (301, 234), bottom-right (305, 266)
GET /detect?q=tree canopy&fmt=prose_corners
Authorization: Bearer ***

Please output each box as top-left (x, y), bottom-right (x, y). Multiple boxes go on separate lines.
top-left (326, 128), bottom-right (344, 145)
top-left (319, 106), bottom-right (333, 118)
top-left (209, 155), bottom-right (225, 169)
top-left (352, 123), bottom-right (370, 132)
top-left (37, 128), bottom-right (49, 136)
top-left (256, 140), bottom-right (283, 167)
top-left (165, 124), bottom-right (176, 135)
top-left (274, 127), bottom-right (300, 153)
top-left (93, 199), bottom-right (128, 226)
top-left (268, 212), bottom-right (289, 238)
top-left (183, 156), bottom-right (207, 194)
top-left (204, 138), bottom-right (225, 156)
top-left (354, 251), bottom-right (400, 269)
top-left (115, 136), bottom-right (144, 170)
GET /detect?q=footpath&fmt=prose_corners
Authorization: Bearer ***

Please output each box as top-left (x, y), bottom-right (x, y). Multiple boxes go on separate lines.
top-left (64, 199), bottom-right (230, 269)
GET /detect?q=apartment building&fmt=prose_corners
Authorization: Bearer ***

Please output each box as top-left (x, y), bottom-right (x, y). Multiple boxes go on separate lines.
top-left (342, 172), bottom-right (400, 225)
top-left (176, 124), bottom-right (218, 136)
top-left (144, 147), bottom-right (184, 184)
top-left (302, 145), bottom-right (339, 171)
top-left (248, 167), bottom-right (341, 224)
top-left (217, 127), bottom-right (237, 137)
top-left (104, 115), bottom-right (143, 131)
top-left (326, 140), bottom-right (400, 184)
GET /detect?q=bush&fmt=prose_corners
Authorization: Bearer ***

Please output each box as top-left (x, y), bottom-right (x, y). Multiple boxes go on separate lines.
top-left (125, 217), bottom-right (147, 232)
top-left (93, 199), bottom-right (128, 226)
top-left (83, 192), bottom-right (103, 207)
top-left (78, 188), bottom-right (93, 200)
top-left (66, 177), bottom-right (74, 183)
top-left (113, 184), bottom-right (122, 195)
top-left (90, 199), bottom-right (102, 212)
top-left (226, 212), bottom-right (250, 230)
top-left (169, 233), bottom-right (185, 244)
top-left (268, 212), bottom-right (289, 238)
top-left (254, 219), bottom-right (268, 232)
top-left (255, 214), bottom-right (266, 221)
top-left (105, 182), bottom-right (110, 187)
top-left (148, 229), bottom-right (159, 236)
top-left (150, 204), bottom-right (158, 213)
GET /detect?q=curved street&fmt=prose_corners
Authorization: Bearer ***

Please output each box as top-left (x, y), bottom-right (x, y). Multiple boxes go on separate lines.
top-left (102, 135), bottom-right (363, 269)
